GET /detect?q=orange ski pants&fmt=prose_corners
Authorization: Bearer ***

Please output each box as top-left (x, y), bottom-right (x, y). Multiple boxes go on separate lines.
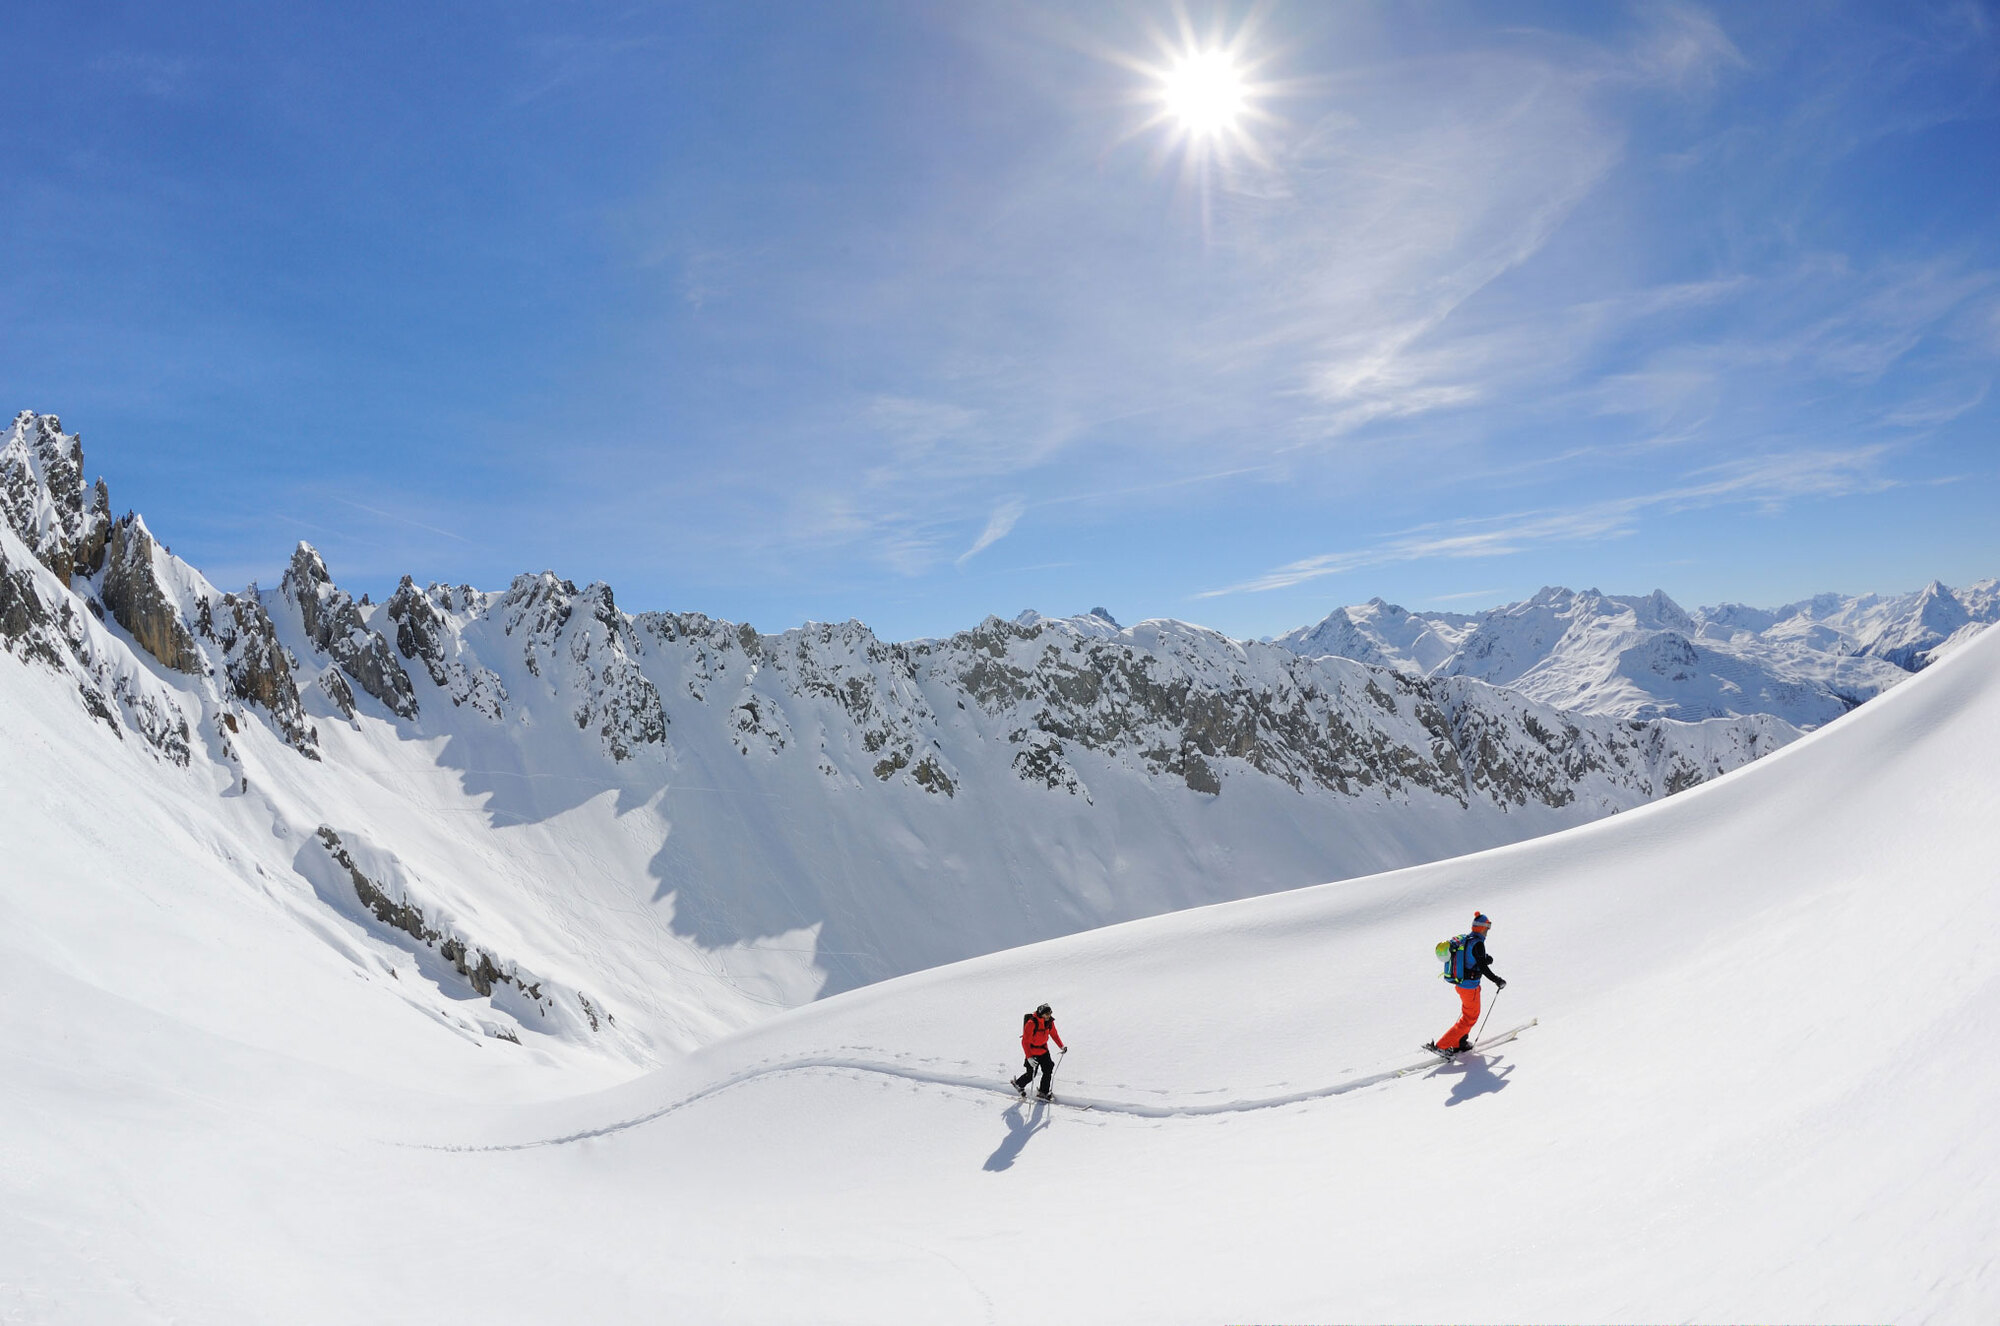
top-left (1439, 984), bottom-right (1481, 1050)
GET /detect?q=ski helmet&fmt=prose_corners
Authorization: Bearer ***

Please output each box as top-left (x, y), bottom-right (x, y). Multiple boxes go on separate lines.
top-left (1035, 1003), bottom-right (1052, 1018)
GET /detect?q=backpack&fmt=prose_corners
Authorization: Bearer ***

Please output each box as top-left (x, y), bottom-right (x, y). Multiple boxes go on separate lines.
top-left (1435, 933), bottom-right (1477, 982)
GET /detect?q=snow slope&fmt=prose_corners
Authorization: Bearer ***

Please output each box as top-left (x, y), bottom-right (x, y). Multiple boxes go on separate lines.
top-left (7, 561), bottom-right (1998, 1322)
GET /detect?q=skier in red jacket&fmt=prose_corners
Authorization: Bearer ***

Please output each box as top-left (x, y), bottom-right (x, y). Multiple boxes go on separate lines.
top-left (1012, 1003), bottom-right (1065, 1100)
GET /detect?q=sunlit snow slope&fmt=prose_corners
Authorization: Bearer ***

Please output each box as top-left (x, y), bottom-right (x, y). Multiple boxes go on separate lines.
top-left (6, 576), bottom-right (1997, 1321)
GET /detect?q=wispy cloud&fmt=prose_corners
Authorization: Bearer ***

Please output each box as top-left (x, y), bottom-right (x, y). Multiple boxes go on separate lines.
top-left (956, 498), bottom-right (1027, 568)
top-left (1623, 3), bottom-right (1750, 91)
top-left (578, 3), bottom-right (1998, 619)
top-left (327, 495), bottom-right (475, 545)
top-left (1880, 378), bottom-right (1991, 428)
top-left (1198, 445), bottom-right (1907, 597)
top-left (513, 32), bottom-right (658, 104)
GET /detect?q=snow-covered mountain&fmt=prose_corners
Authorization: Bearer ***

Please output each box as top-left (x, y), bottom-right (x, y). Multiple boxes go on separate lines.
top-left (1275, 579), bottom-right (1998, 727)
top-left (7, 471), bottom-right (1999, 1321)
top-left (2, 409), bottom-right (1793, 1055)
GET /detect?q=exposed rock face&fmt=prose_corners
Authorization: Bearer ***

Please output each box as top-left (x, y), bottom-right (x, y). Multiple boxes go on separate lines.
top-left (0, 411), bottom-right (112, 585)
top-left (637, 611), bottom-right (958, 792)
top-left (2, 408), bottom-right (1800, 821)
top-left (917, 614), bottom-right (1792, 809)
top-left (196, 588), bottom-right (319, 758)
top-left (101, 515), bottom-right (204, 675)
top-left (384, 577), bottom-right (509, 721)
top-left (1, 489), bottom-right (191, 766)
top-left (312, 825), bottom-right (609, 1034)
top-left (504, 572), bottom-right (666, 761)
top-left (615, 608), bottom-right (1791, 813)
top-left (280, 542), bottom-right (418, 720)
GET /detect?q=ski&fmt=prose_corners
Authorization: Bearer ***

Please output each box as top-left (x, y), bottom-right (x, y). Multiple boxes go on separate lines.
top-left (1394, 1018), bottom-right (1539, 1077)
top-left (1001, 1076), bottom-right (1091, 1110)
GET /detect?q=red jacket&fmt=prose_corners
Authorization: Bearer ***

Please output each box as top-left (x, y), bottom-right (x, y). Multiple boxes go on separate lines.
top-left (1021, 1014), bottom-right (1064, 1057)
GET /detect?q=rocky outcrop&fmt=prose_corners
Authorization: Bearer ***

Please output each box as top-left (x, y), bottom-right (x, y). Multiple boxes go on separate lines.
top-left (2, 507), bottom-right (191, 765)
top-left (504, 573), bottom-right (665, 761)
top-left (312, 825), bottom-right (609, 1035)
top-left (625, 607), bottom-right (1786, 812)
top-left (100, 515), bottom-right (204, 675)
top-left (0, 537), bottom-right (70, 673)
top-left (280, 543), bottom-right (418, 720)
top-left (1, 407), bottom-right (1812, 833)
top-left (0, 412), bottom-right (111, 585)
top-left (195, 588), bottom-right (318, 758)
top-left (384, 576), bottom-right (508, 721)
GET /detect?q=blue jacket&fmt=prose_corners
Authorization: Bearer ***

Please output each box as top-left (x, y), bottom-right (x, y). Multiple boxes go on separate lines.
top-left (1450, 933), bottom-right (1500, 990)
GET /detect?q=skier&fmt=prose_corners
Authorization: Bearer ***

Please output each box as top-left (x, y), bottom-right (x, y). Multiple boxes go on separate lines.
top-left (1427, 912), bottom-right (1506, 1058)
top-left (1012, 1003), bottom-right (1065, 1100)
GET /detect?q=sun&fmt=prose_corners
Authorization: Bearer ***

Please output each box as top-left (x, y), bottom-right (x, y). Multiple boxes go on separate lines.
top-left (1107, 13), bottom-right (1283, 227)
top-left (1161, 49), bottom-right (1247, 137)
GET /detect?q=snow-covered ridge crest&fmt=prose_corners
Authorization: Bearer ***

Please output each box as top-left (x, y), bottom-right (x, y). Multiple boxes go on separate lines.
top-left (281, 543), bottom-right (418, 721)
top-left (0, 408), bottom-right (1804, 1053)
top-left (1276, 580), bottom-right (1998, 727)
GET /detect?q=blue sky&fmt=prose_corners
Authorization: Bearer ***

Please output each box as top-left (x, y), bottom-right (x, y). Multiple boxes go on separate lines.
top-left (5, 1), bottom-right (1998, 641)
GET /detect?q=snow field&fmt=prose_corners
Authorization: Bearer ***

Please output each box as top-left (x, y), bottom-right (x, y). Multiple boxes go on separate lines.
top-left (4, 581), bottom-right (1998, 1320)
top-left (435, 611), bottom-right (2000, 1322)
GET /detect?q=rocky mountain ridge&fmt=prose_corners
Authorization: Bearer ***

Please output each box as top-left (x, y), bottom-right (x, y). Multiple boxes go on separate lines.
top-left (1, 409), bottom-right (1805, 1053)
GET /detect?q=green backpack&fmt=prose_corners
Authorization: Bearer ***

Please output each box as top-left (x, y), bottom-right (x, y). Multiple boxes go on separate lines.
top-left (1434, 933), bottom-right (1476, 982)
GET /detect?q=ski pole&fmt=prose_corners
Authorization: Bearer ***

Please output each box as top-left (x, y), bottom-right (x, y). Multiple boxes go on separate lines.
top-left (1474, 986), bottom-right (1502, 1046)
top-left (1049, 1046), bottom-right (1067, 1090)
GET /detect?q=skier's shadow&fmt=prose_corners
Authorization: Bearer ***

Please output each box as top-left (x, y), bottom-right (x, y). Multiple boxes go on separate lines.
top-left (1438, 1052), bottom-right (1514, 1107)
top-left (983, 1099), bottom-right (1051, 1172)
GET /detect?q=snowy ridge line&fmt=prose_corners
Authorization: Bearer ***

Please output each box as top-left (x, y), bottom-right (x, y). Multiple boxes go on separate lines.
top-left (419, 1022), bottom-right (1540, 1151)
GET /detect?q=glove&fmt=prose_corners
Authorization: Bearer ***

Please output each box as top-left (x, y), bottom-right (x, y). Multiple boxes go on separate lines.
top-left (1492, 977), bottom-right (1508, 990)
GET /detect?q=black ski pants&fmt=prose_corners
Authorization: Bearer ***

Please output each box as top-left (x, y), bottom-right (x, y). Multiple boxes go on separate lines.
top-left (1013, 1052), bottom-right (1055, 1095)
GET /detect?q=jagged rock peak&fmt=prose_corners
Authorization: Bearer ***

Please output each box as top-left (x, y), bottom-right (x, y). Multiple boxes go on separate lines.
top-left (494, 568), bottom-right (664, 759)
top-left (284, 541), bottom-right (333, 589)
top-left (1, 411), bottom-right (113, 584)
top-left (383, 574), bottom-right (509, 722)
top-left (279, 542), bottom-right (419, 721)
top-left (102, 513), bottom-right (204, 675)
top-left (197, 585), bottom-right (320, 758)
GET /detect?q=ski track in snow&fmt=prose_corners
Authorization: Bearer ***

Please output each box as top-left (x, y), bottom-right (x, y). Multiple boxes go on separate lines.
top-left (427, 1021), bottom-right (1541, 1150)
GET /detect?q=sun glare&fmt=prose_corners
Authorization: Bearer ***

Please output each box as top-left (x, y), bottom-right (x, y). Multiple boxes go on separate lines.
top-left (1161, 49), bottom-right (1246, 137)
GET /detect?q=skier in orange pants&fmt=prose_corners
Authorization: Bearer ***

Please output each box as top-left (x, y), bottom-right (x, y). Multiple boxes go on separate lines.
top-left (1429, 912), bottom-right (1506, 1058)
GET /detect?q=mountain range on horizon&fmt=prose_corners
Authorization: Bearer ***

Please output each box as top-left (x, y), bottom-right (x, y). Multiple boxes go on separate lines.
top-left (3, 403), bottom-right (1992, 1044)
top-left (1273, 579), bottom-right (1998, 730)
top-left (1, 406), bottom-right (1831, 1049)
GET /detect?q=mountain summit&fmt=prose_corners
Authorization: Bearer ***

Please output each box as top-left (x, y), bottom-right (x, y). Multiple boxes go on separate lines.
top-left (1275, 580), bottom-right (1996, 727)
